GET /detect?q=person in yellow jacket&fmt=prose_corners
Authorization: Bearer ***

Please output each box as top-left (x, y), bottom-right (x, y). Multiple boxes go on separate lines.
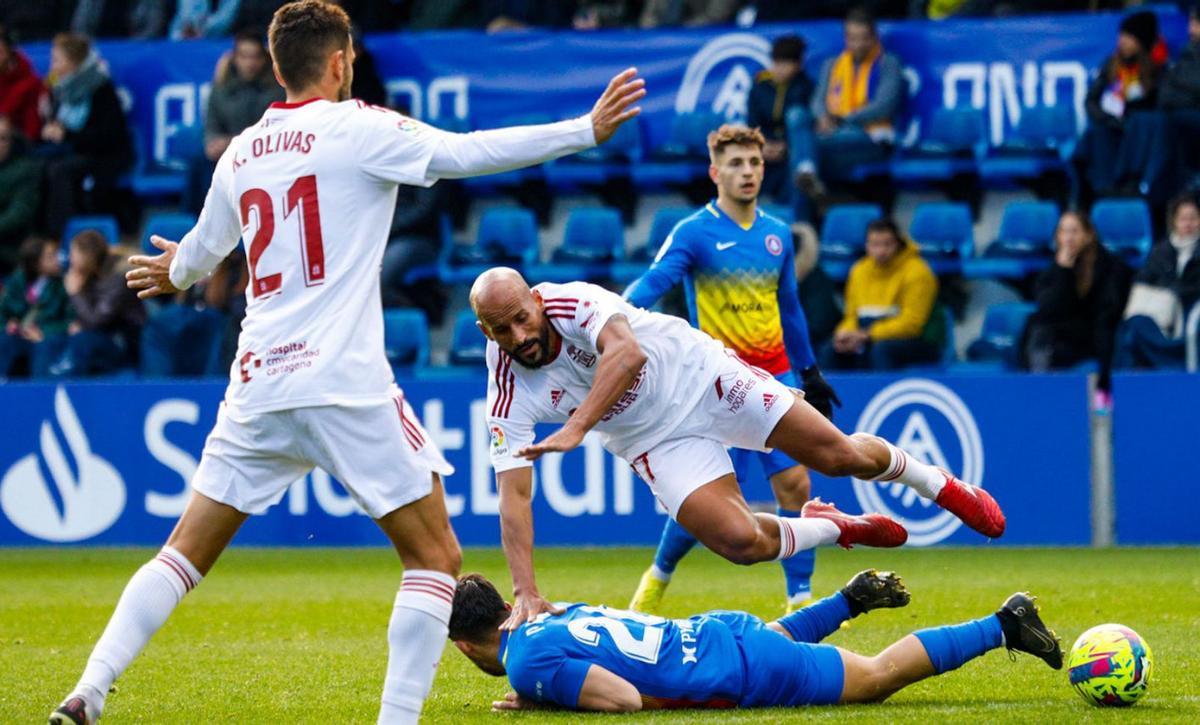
top-left (820, 218), bottom-right (944, 370)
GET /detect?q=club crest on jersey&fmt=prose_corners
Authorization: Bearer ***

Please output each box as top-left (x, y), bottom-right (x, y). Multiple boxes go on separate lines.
top-left (490, 426), bottom-right (508, 456)
top-left (765, 234), bottom-right (783, 256)
top-left (567, 344), bottom-right (597, 368)
top-left (550, 389), bottom-right (565, 409)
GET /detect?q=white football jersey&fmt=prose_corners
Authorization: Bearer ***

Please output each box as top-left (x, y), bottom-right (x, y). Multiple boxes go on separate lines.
top-left (177, 98), bottom-right (443, 413)
top-left (485, 281), bottom-right (728, 470)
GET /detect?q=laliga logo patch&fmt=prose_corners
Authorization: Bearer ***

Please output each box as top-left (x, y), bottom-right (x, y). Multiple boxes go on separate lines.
top-left (851, 379), bottom-right (984, 546)
top-left (764, 234), bottom-right (783, 256)
top-left (490, 425), bottom-right (508, 456)
top-left (0, 387), bottom-right (125, 542)
top-left (675, 33), bottom-right (772, 120)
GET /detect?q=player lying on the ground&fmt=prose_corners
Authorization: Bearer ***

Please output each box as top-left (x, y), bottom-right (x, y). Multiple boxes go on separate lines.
top-left (472, 267), bottom-right (1005, 628)
top-left (50, 1), bottom-right (646, 723)
top-left (624, 124), bottom-right (842, 615)
top-left (449, 570), bottom-right (1063, 712)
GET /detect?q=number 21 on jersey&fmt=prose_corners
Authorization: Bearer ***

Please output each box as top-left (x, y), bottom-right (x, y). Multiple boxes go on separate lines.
top-left (240, 174), bottom-right (326, 298)
top-left (567, 606), bottom-right (667, 664)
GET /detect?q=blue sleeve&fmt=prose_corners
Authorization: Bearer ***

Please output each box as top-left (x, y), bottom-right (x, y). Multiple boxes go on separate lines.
top-left (508, 649), bottom-right (593, 708)
top-left (778, 231), bottom-right (817, 371)
top-left (622, 223), bottom-right (695, 309)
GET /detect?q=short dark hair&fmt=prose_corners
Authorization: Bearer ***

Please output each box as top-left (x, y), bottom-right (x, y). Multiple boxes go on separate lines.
top-left (771, 34), bottom-right (805, 62)
top-left (1168, 191), bottom-right (1200, 226)
top-left (845, 7), bottom-right (877, 34)
top-left (52, 33), bottom-right (91, 65)
top-left (866, 218), bottom-right (903, 242)
top-left (69, 229), bottom-right (108, 268)
top-left (268, 0), bottom-right (351, 91)
top-left (18, 237), bottom-right (53, 281)
top-left (449, 574), bottom-right (508, 643)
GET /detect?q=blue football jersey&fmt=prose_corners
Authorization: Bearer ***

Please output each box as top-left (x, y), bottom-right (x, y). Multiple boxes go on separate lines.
top-left (500, 603), bottom-right (746, 709)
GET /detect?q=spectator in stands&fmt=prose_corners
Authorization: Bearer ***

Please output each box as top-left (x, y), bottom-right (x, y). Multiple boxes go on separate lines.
top-left (1115, 193), bottom-right (1200, 370)
top-left (170, 0), bottom-right (240, 40)
top-left (71, 0), bottom-right (172, 39)
top-left (820, 218), bottom-right (941, 370)
top-left (52, 229), bottom-right (145, 377)
top-left (1022, 211), bottom-right (1132, 397)
top-left (483, 0), bottom-right (577, 31)
top-left (639, 0), bottom-right (738, 27)
top-left (184, 30), bottom-right (283, 214)
top-left (407, 0), bottom-right (485, 30)
top-left (381, 179), bottom-right (451, 305)
top-left (0, 2), bottom-right (76, 41)
top-left (747, 34), bottom-right (813, 207)
top-left (798, 9), bottom-right (903, 201)
top-left (1074, 10), bottom-right (1164, 204)
top-left (141, 248), bottom-right (247, 377)
top-left (572, 1), bottom-right (639, 29)
top-left (351, 32), bottom-right (387, 108)
top-left (39, 33), bottom-right (133, 240)
top-left (792, 221), bottom-right (841, 351)
top-left (0, 24), bottom-right (44, 142)
top-left (1161, 4), bottom-right (1200, 174)
top-left (0, 115), bottom-right (40, 276)
top-left (0, 237), bottom-right (69, 380)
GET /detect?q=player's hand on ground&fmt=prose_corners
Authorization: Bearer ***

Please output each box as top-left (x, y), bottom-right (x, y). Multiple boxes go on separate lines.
top-left (516, 424), bottom-right (585, 461)
top-left (493, 691), bottom-right (545, 711)
top-left (502, 592), bottom-right (565, 630)
top-left (591, 67), bottom-right (645, 145)
top-left (800, 365), bottom-right (842, 421)
top-left (126, 236), bottom-right (181, 300)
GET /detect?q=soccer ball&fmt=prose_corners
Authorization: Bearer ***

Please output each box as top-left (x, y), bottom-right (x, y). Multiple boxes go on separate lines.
top-left (1067, 624), bottom-right (1153, 707)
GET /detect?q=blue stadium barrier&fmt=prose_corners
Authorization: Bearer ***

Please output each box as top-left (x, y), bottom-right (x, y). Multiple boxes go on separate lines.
top-left (0, 373), bottom-right (1098, 547)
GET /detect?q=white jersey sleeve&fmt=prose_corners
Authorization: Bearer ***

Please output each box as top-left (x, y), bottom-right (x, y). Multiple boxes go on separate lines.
top-left (485, 345), bottom-right (537, 472)
top-left (168, 139), bottom-right (244, 290)
top-left (541, 282), bottom-right (628, 351)
top-left (355, 105), bottom-right (443, 188)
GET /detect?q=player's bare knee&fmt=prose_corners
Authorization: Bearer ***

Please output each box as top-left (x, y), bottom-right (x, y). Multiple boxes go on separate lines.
top-left (709, 526), bottom-right (766, 566)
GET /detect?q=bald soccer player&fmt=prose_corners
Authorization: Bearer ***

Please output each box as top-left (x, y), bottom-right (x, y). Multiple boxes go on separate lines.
top-left (471, 268), bottom-right (1006, 627)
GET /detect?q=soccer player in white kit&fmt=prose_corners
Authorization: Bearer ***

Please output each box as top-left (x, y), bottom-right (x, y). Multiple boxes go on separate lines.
top-left (48, 3), bottom-right (645, 724)
top-left (471, 268), bottom-right (1007, 628)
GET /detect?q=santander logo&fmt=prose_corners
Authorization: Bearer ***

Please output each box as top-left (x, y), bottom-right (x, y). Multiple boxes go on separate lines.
top-left (0, 386), bottom-right (125, 542)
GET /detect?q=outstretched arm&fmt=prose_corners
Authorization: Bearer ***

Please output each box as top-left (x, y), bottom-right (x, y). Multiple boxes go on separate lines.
top-left (497, 467), bottom-right (563, 629)
top-left (493, 666), bottom-right (643, 713)
top-left (517, 316), bottom-right (646, 460)
top-left (426, 68), bottom-right (645, 179)
top-left (623, 225), bottom-right (694, 309)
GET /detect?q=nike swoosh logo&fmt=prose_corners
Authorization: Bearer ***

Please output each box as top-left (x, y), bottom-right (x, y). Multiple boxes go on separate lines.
top-left (716, 242), bottom-right (737, 251)
top-left (1024, 624), bottom-right (1058, 652)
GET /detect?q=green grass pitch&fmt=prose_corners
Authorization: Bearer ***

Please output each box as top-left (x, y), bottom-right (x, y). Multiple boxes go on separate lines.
top-left (2, 546), bottom-right (1198, 722)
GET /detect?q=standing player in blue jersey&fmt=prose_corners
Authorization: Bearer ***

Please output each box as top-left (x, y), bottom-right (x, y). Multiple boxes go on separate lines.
top-left (449, 571), bottom-right (1063, 713)
top-left (624, 124), bottom-right (841, 614)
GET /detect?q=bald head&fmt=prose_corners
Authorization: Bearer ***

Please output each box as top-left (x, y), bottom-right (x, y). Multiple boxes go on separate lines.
top-left (471, 267), bottom-right (556, 368)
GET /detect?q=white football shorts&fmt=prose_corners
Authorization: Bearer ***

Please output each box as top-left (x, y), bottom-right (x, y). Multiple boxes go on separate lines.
top-left (192, 388), bottom-right (453, 518)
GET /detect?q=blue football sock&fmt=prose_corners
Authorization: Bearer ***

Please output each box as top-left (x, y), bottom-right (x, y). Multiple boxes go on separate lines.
top-left (776, 507), bottom-right (814, 600)
top-left (652, 518), bottom-right (698, 576)
top-left (913, 615), bottom-right (1004, 674)
top-left (777, 591), bottom-right (852, 643)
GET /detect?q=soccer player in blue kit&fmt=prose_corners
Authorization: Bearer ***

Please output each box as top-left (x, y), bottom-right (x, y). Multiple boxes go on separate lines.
top-left (449, 571), bottom-right (1063, 713)
top-left (624, 124), bottom-right (841, 614)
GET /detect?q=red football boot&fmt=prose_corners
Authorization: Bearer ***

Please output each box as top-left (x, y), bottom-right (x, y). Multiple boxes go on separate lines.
top-left (934, 473), bottom-right (1006, 538)
top-left (801, 499), bottom-right (908, 549)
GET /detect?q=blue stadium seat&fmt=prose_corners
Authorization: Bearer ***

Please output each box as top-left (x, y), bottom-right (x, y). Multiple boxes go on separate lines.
top-left (533, 207), bottom-right (625, 283)
top-left (819, 203), bottom-right (882, 280)
top-left (908, 202), bottom-right (975, 274)
top-left (964, 201), bottom-right (1058, 279)
top-left (448, 309), bottom-right (488, 368)
top-left (438, 206), bottom-right (539, 285)
top-left (141, 212), bottom-right (197, 255)
top-left (966, 301), bottom-right (1036, 367)
top-left (612, 206), bottom-right (691, 284)
top-left (546, 116), bottom-right (642, 188)
top-left (980, 104), bottom-right (1076, 183)
top-left (632, 110), bottom-right (721, 189)
top-left (892, 107), bottom-right (987, 184)
top-left (62, 215), bottom-right (120, 246)
top-left (383, 308), bottom-right (430, 374)
top-left (1092, 198), bottom-right (1153, 265)
top-left (121, 127), bottom-right (188, 200)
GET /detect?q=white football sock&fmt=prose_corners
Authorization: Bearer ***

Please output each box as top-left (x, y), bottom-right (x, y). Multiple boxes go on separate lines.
top-left (648, 564), bottom-right (672, 583)
top-left (73, 546), bottom-right (202, 714)
top-left (378, 570), bottom-right (455, 725)
top-left (871, 438), bottom-right (947, 500)
top-left (771, 515), bottom-right (841, 560)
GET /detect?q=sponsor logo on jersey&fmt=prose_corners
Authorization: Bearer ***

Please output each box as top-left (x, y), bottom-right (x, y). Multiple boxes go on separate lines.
top-left (678, 618), bottom-right (699, 664)
top-left (715, 241), bottom-right (737, 251)
top-left (763, 392), bottom-right (777, 411)
top-left (550, 389), bottom-right (564, 409)
top-left (601, 369), bottom-right (646, 422)
top-left (851, 379), bottom-right (984, 546)
top-left (567, 344), bottom-right (597, 368)
top-left (765, 234), bottom-right (783, 256)
top-left (720, 301), bottom-right (766, 314)
top-left (490, 425), bottom-right (508, 456)
top-left (0, 387), bottom-right (125, 542)
top-left (718, 372), bottom-right (756, 413)
top-left (239, 351), bottom-right (260, 383)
